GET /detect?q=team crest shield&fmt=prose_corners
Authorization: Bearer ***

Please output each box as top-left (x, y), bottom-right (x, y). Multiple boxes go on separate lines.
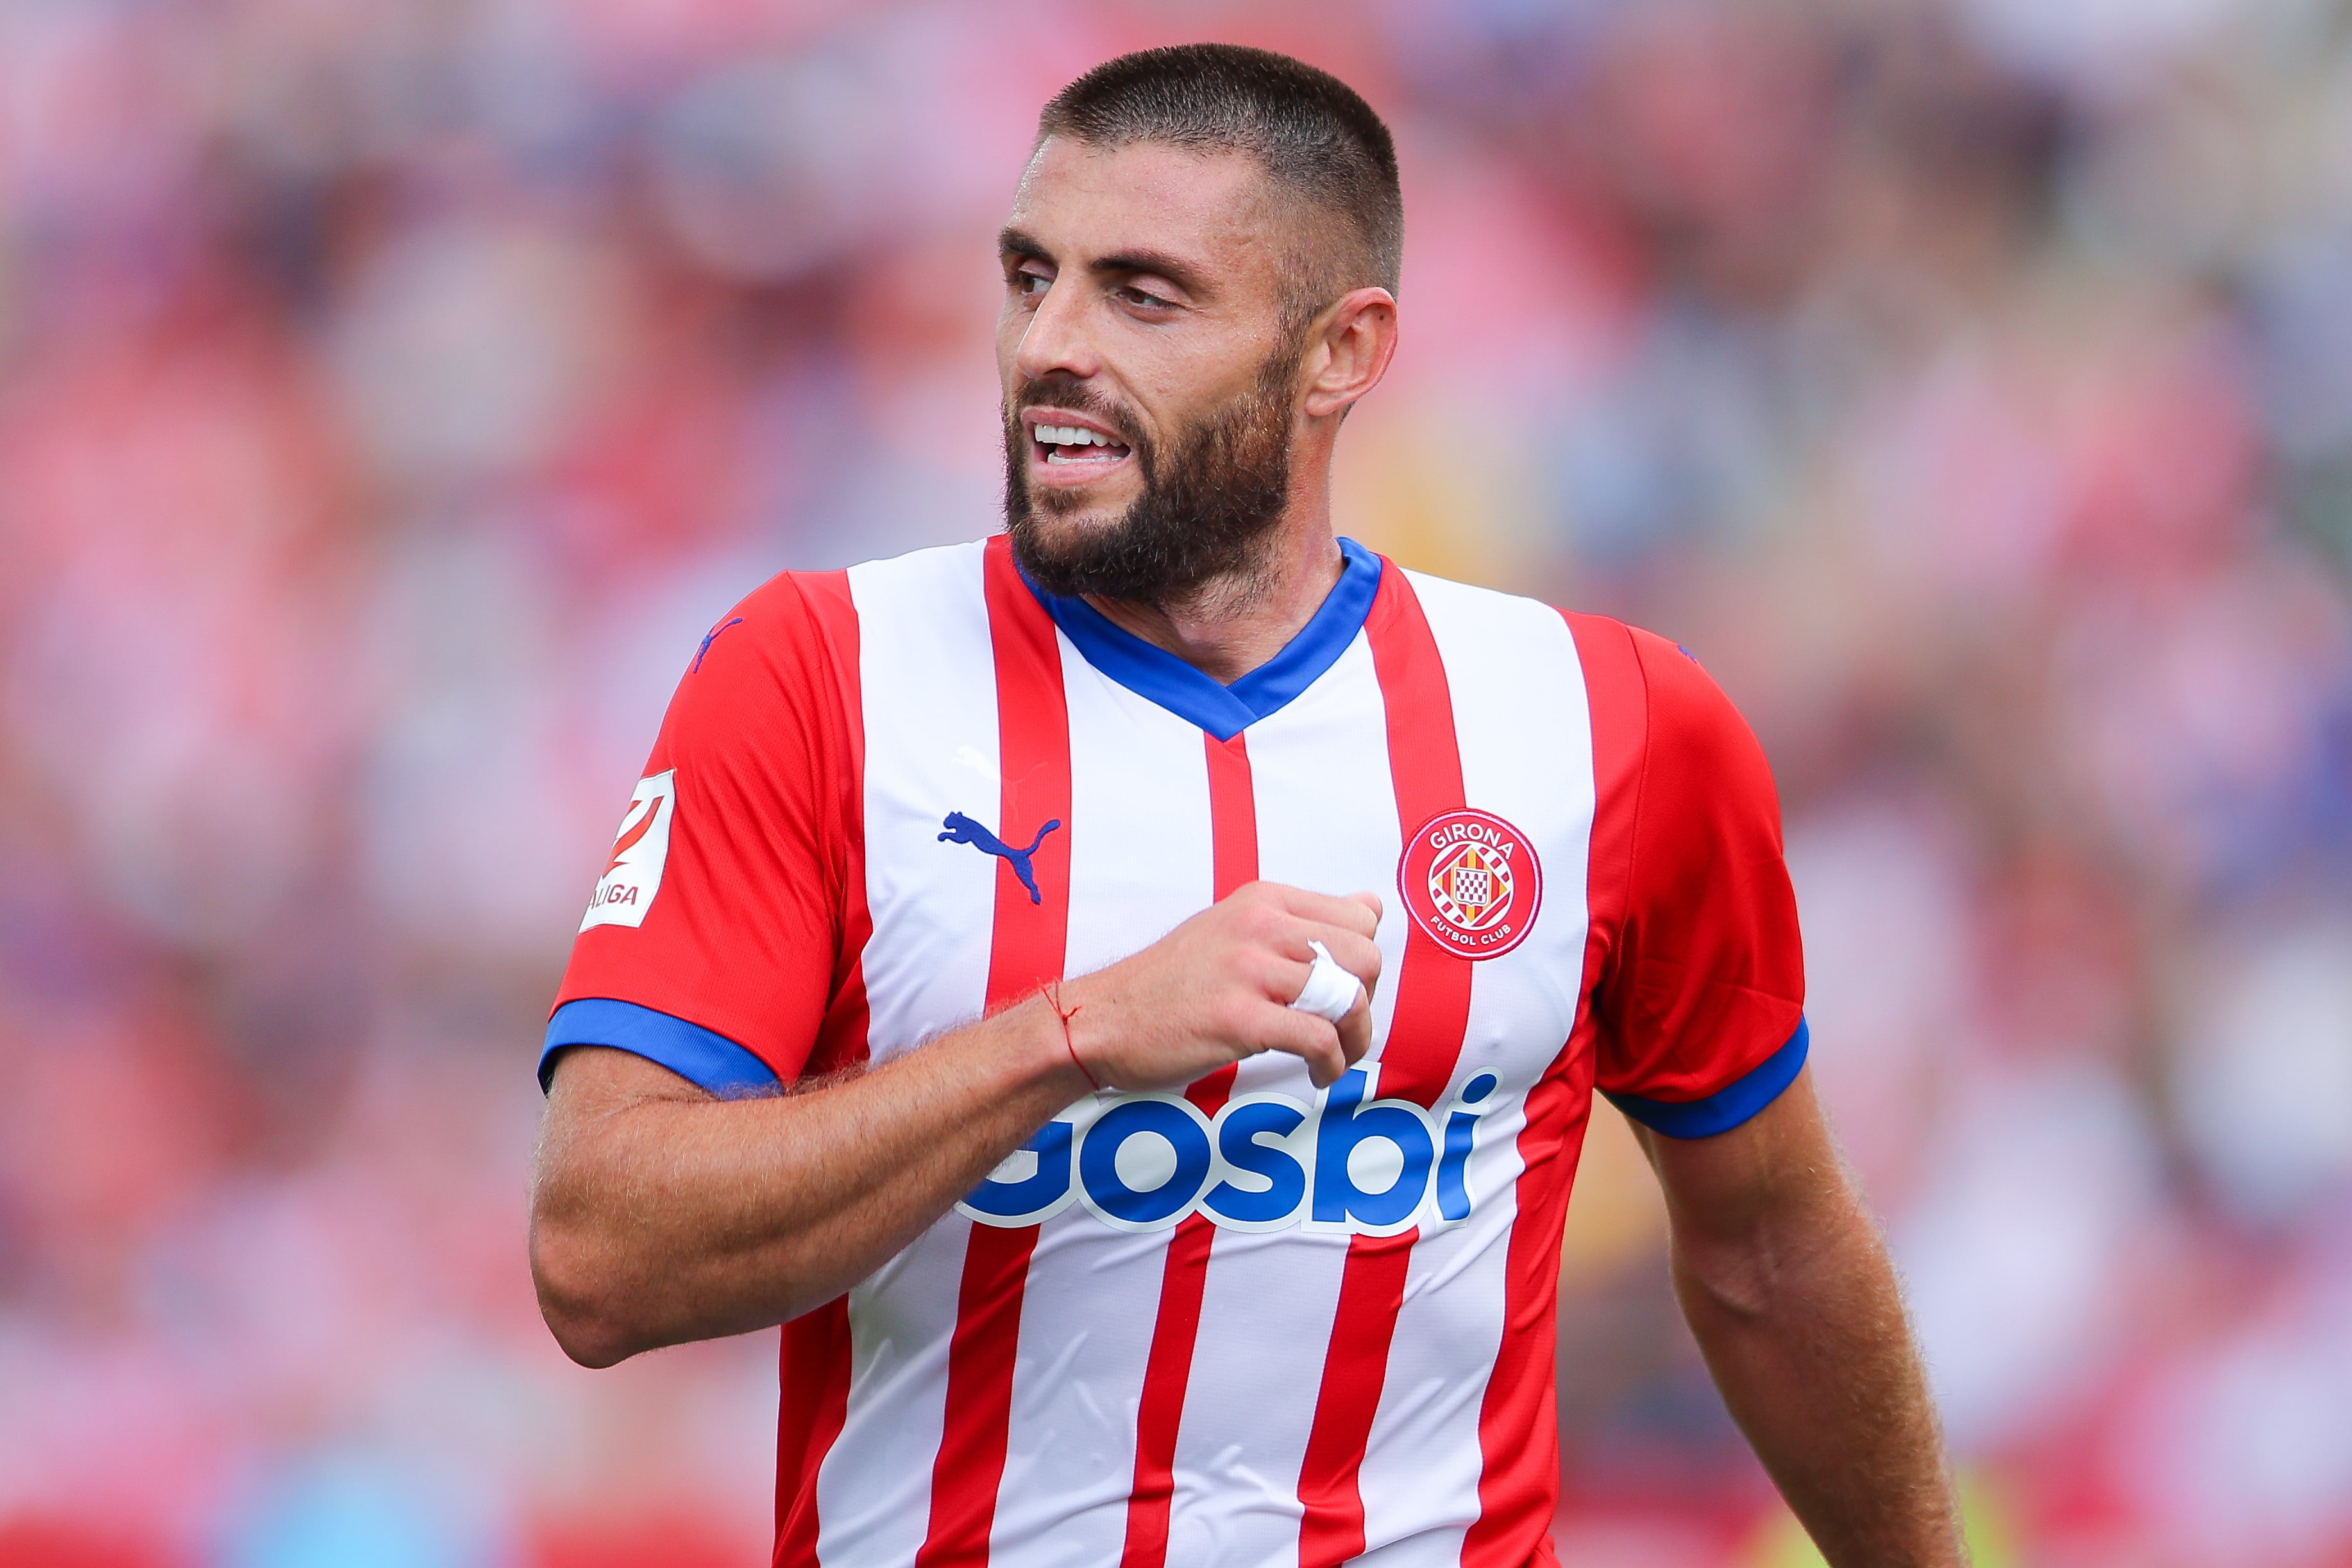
top-left (1398, 808), bottom-right (1542, 959)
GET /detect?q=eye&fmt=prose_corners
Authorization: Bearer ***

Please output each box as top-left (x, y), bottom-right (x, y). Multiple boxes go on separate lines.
top-left (1012, 268), bottom-right (1052, 298)
top-left (1117, 285), bottom-right (1173, 310)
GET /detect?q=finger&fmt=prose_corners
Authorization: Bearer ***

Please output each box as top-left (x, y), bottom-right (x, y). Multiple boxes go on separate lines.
top-left (1253, 1003), bottom-right (1349, 1088)
top-left (1260, 934), bottom-right (1376, 1034)
top-left (1255, 947), bottom-right (1319, 1009)
top-left (1333, 990), bottom-right (1373, 1066)
top-left (1259, 883), bottom-right (1382, 940)
top-left (1294, 925), bottom-right (1382, 997)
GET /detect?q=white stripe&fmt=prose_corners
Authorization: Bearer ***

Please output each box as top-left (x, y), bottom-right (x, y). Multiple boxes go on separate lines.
top-left (990, 643), bottom-right (1219, 1564)
top-left (849, 541), bottom-right (1001, 1062)
top-left (816, 1224), bottom-right (976, 1564)
top-left (1166, 632), bottom-right (1397, 1565)
top-left (1349, 572), bottom-right (1597, 1559)
top-left (1353, 1157), bottom-right (1523, 1562)
top-left (1229, 632), bottom-right (1407, 1095)
top-left (816, 542), bottom-right (1000, 1562)
top-left (1405, 569), bottom-right (1593, 1046)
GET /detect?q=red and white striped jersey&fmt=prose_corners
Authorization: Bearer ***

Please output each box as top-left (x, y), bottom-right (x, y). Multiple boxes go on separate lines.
top-left (545, 534), bottom-right (1807, 1568)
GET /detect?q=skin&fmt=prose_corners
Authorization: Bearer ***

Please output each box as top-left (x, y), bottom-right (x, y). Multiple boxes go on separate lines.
top-left (531, 134), bottom-right (1964, 1567)
top-left (1639, 1072), bottom-right (1968, 1566)
top-left (535, 881), bottom-right (1380, 1359)
top-left (999, 135), bottom-right (1399, 679)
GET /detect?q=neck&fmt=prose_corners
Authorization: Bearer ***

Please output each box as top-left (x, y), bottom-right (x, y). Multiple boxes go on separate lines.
top-left (1080, 468), bottom-right (1344, 686)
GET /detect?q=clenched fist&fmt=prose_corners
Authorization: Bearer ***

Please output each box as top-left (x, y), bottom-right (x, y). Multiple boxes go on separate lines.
top-left (1054, 882), bottom-right (1384, 1092)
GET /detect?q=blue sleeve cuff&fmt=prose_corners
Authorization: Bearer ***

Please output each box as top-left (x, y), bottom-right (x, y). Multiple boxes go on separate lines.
top-left (1603, 1016), bottom-right (1809, 1140)
top-left (540, 999), bottom-right (781, 1098)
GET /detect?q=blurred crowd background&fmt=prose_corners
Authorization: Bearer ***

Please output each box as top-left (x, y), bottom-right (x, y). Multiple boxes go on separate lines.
top-left (4, 0), bottom-right (2351, 1564)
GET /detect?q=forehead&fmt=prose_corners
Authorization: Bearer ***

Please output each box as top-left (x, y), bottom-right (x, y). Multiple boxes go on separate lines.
top-left (1008, 136), bottom-right (1285, 285)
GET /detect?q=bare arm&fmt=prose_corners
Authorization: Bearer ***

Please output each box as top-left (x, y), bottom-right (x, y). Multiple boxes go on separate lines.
top-left (1635, 1068), bottom-right (1966, 1567)
top-left (529, 882), bottom-right (1381, 1367)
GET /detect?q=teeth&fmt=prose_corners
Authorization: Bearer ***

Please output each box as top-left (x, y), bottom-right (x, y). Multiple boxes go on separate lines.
top-left (1038, 425), bottom-right (1117, 448)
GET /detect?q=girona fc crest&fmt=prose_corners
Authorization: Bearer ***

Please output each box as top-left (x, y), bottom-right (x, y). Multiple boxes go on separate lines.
top-left (1398, 808), bottom-right (1542, 959)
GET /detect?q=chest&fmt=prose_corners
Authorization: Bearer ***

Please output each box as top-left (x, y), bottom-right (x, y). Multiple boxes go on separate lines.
top-left (849, 603), bottom-right (1597, 1109)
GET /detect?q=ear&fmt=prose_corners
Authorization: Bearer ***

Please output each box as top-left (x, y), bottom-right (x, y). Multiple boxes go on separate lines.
top-left (1299, 287), bottom-right (1400, 421)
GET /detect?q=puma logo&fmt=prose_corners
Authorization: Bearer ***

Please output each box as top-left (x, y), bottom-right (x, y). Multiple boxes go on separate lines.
top-left (939, 811), bottom-right (1062, 906)
top-left (691, 616), bottom-right (744, 673)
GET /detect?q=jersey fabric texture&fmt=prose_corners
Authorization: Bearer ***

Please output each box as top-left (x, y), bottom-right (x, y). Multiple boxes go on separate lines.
top-left (544, 535), bottom-right (1807, 1568)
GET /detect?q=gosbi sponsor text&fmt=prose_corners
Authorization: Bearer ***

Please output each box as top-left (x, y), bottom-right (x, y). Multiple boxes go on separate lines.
top-left (957, 1061), bottom-right (1507, 1237)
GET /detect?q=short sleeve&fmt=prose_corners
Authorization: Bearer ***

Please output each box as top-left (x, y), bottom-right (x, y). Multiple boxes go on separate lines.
top-left (541, 571), bottom-right (857, 1096)
top-left (1592, 628), bottom-right (1807, 1138)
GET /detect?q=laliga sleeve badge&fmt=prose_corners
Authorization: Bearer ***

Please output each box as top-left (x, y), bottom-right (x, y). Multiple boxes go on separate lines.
top-left (1398, 808), bottom-right (1541, 960)
top-left (581, 770), bottom-right (675, 931)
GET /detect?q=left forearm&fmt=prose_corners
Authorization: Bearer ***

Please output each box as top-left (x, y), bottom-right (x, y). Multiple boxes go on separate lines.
top-left (1670, 1186), bottom-right (1963, 1566)
top-left (1636, 1072), bottom-right (1965, 1567)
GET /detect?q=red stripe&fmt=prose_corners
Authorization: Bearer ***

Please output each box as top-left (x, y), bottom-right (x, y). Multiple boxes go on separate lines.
top-left (1298, 566), bottom-right (1476, 1567)
top-left (1118, 732), bottom-right (1257, 1568)
top-left (974, 540), bottom-right (1076, 1004)
top-left (913, 538), bottom-right (1074, 1568)
top-left (1455, 612), bottom-right (1645, 1567)
top-left (1203, 732), bottom-right (1258, 903)
top-left (799, 570), bottom-right (875, 1080)
top-left (774, 1299), bottom-right (853, 1567)
top-left (775, 570), bottom-right (872, 1565)
top-left (1188, 730), bottom-right (1258, 1115)
top-left (1119, 1220), bottom-right (1214, 1568)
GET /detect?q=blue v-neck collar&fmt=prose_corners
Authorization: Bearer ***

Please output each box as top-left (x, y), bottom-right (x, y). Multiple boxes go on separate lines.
top-left (1018, 537), bottom-right (1383, 741)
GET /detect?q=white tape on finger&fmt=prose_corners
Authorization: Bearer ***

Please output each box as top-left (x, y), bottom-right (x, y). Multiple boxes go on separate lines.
top-left (1289, 940), bottom-right (1366, 1024)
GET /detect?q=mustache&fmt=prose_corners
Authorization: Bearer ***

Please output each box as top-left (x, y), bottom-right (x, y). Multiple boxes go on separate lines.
top-left (1006, 375), bottom-right (1138, 448)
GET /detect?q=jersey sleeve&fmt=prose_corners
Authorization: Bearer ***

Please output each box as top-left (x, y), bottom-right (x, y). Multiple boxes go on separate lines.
top-left (1591, 627), bottom-right (1807, 1138)
top-left (541, 571), bottom-right (858, 1097)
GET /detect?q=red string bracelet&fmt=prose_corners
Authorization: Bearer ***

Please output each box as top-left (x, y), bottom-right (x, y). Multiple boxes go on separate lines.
top-left (1040, 980), bottom-right (1101, 1092)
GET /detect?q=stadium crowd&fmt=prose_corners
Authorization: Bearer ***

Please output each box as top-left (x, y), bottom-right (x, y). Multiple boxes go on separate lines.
top-left (1, 1), bottom-right (2349, 1565)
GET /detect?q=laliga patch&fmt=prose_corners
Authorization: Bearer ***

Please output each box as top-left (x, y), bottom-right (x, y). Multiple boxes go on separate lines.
top-left (580, 770), bottom-right (675, 932)
top-left (1398, 807), bottom-right (1542, 960)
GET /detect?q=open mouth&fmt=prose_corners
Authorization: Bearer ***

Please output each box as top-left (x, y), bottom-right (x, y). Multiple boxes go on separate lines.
top-left (1031, 423), bottom-right (1133, 469)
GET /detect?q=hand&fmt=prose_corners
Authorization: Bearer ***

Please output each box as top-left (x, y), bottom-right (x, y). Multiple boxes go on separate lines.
top-left (1058, 882), bottom-right (1383, 1092)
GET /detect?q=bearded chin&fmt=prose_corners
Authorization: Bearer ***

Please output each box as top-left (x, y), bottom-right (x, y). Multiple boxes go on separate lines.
top-left (1004, 373), bottom-right (1295, 605)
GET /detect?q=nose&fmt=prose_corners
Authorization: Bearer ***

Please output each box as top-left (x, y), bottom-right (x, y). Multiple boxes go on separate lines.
top-left (1013, 276), bottom-right (1101, 385)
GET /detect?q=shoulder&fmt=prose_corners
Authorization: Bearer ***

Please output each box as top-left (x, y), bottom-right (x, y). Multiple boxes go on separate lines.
top-left (1376, 566), bottom-right (1768, 777)
top-left (1544, 611), bottom-right (1767, 771)
top-left (840, 538), bottom-right (996, 627)
top-left (1392, 562), bottom-right (1563, 636)
top-left (648, 566), bottom-right (867, 763)
top-left (681, 568), bottom-right (847, 686)
top-left (1558, 616), bottom-right (1787, 907)
top-left (690, 537), bottom-right (997, 684)
top-left (1381, 564), bottom-right (1586, 696)
top-left (1625, 624), bottom-right (1772, 800)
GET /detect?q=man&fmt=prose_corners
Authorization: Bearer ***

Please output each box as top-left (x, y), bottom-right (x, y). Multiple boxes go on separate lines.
top-left (530, 44), bottom-right (1965, 1568)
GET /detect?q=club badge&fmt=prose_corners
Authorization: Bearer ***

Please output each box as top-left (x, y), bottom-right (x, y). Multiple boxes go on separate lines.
top-left (1398, 807), bottom-right (1542, 960)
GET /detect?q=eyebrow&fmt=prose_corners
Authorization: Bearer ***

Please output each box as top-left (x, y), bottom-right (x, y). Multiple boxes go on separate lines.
top-left (999, 226), bottom-right (1050, 262)
top-left (998, 227), bottom-right (1211, 298)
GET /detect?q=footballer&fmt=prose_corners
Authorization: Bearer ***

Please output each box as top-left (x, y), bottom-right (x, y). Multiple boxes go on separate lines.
top-left (530, 44), bottom-right (1965, 1568)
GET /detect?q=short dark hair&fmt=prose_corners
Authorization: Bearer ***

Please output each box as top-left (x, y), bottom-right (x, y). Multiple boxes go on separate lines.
top-left (1037, 44), bottom-right (1402, 316)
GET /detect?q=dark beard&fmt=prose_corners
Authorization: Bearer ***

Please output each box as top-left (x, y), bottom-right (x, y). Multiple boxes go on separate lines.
top-left (1003, 352), bottom-right (1296, 604)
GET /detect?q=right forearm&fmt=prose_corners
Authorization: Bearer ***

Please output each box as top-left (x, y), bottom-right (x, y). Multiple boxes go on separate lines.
top-left (532, 996), bottom-right (1084, 1365)
top-left (531, 881), bottom-right (1389, 1367)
